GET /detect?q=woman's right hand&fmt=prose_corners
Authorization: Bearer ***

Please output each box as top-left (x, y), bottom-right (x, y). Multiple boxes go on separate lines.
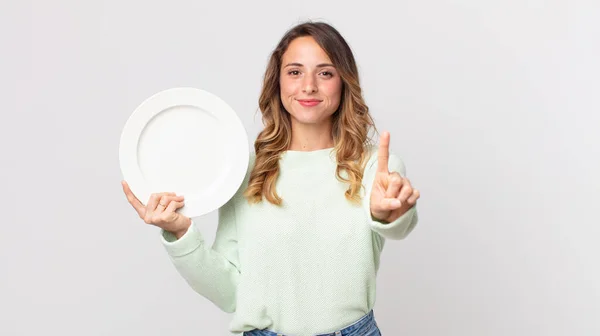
top-left (121, 180), bottom-right (191, 238)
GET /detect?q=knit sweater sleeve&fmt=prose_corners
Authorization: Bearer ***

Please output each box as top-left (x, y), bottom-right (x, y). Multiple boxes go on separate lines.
top-left (363, 150), bottom-right (419, 240)
top-left (159, 197), bottom-right (241, 313)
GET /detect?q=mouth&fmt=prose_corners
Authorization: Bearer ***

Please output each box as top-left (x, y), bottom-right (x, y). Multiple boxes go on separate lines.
top-left (296, 99), bottom-right (322, 107)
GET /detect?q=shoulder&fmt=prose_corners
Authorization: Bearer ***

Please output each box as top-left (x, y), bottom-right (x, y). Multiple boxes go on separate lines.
top-left (246, 150), bottom-right (257, 181)
top-left (248, 150), bottom-right (257, 168)
top-left (240, 150), bottom-right (256, 186)
top-left (232, 150), bottom-right (256, 198)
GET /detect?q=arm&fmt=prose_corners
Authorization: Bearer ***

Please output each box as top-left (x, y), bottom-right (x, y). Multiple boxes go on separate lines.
top-left (160, 198), bottom-right (240, 313)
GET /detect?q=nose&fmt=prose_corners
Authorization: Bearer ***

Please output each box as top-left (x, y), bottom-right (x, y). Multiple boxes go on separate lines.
top-left (302, 74), bottom-right (317, 94)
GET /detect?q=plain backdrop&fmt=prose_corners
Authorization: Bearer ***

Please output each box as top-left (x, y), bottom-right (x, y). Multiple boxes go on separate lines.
top-left (1, 0), bottom-right (599, 335)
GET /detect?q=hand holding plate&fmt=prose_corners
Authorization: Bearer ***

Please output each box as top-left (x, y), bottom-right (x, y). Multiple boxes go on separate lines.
top-left (121, 180), bottom-right (191, 238)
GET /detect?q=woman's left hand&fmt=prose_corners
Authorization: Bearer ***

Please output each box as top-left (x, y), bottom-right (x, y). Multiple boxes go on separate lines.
top-left (370, 132), bottom-right (420, 223)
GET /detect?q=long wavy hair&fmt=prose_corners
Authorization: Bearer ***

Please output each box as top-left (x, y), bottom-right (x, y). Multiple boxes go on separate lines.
top-left (244, 21), bottom-right (378, 205)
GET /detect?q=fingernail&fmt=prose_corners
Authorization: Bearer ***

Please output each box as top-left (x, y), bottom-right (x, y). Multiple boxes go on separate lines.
top-left (392, 199), bottom-right (401, 207)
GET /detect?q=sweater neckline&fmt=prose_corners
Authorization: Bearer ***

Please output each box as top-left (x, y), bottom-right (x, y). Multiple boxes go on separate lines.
top-left (279, 147), bottom-right (336, 170)
top-left (283, 146), bottom-right (334, 155)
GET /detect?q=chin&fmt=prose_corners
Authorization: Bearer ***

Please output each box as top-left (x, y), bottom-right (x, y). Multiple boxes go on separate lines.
top-left (290, 109), bottom-right (329, 125)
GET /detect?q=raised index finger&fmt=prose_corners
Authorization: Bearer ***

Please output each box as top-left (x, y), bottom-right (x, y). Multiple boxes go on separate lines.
top-left (377, 131), bottom-right (390, 173)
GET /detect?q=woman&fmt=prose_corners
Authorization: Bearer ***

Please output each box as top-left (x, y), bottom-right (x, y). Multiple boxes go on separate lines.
top-left (122, 21), bottom-right (420, 336)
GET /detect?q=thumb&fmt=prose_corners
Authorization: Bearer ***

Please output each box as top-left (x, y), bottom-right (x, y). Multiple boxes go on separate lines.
top-left (379, 197), bottom-right (401, 211)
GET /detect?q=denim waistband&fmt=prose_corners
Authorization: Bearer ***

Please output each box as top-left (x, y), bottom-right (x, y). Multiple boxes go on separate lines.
top-left (243, 309), bottom-right (377, 336)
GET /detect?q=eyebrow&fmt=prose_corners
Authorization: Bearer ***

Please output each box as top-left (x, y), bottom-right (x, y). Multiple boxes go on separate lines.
top-left (283, 62), bottom-right (335, 68)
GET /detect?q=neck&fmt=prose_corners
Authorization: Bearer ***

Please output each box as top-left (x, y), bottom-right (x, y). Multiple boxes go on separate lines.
top-left (288, 118), bottom-right (334, 151)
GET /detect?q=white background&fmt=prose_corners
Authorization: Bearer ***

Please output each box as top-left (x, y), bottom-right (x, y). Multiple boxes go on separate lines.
top-left (1, 0), bottom-right (599, 335)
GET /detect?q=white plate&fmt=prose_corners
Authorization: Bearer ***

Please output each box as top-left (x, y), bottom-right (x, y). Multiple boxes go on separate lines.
top-left (119, 87), bottom-right (249, 218)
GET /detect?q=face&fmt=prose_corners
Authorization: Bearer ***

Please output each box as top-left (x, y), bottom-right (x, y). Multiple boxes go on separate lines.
top-left (279, 36), bottom-right (343, 126)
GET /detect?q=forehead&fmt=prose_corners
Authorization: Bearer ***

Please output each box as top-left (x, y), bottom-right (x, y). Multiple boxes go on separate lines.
top-left (282, 36), bottom-right (332, 64)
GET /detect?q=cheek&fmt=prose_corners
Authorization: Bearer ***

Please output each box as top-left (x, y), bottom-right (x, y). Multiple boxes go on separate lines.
top-left (322, 80), bottom-right (342, 102)
top-left (280, 77), bottom-right (299, 96)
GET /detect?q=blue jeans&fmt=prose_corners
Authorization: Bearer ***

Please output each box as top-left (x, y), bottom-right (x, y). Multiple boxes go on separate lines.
top-left (243, 309), bottom-right (381, 336)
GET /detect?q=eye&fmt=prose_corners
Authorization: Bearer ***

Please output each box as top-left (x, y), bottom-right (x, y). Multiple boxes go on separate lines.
top-left (288, 70), bottom-right (301, 76)
top-left (320, 71), bottom-right (334, 78)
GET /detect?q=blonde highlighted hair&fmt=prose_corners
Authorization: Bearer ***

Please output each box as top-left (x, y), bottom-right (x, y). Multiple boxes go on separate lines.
top-left (244, 21), bottom-right (378, 205)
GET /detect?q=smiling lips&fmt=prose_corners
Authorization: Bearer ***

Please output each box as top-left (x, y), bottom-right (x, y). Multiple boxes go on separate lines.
top-left (297, 99), bottom-right (322, 107)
